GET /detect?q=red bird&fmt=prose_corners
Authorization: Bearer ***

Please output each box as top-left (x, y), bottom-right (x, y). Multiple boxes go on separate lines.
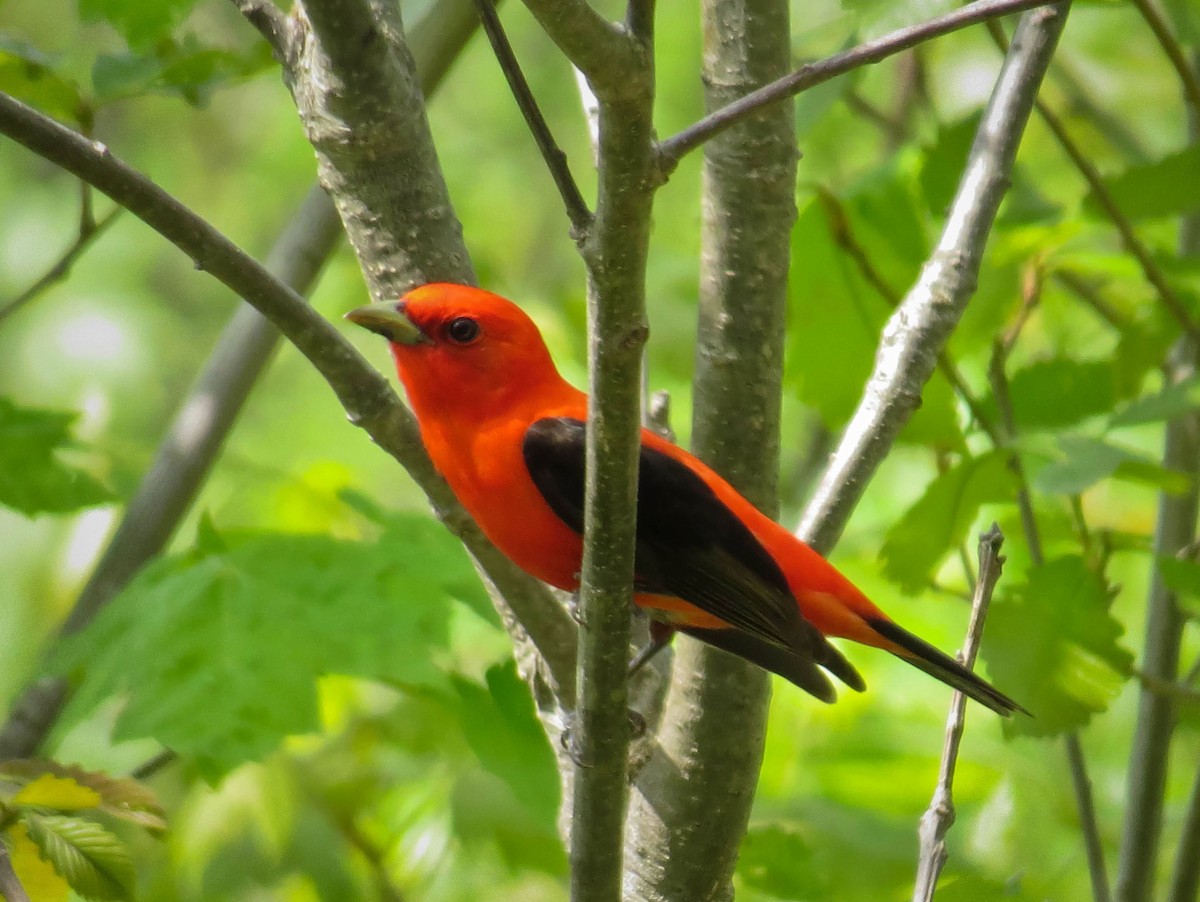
top-left (348, 283), bottom-right (1020, 715)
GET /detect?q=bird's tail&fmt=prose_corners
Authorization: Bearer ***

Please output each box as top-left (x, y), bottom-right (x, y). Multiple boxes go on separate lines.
top-left (865, 616), bottom-right (1027, 717)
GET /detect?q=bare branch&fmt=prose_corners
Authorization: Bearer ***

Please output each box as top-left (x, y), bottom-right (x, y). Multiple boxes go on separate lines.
top-left (1067, 733), bottom-right (1114, 902)
top-left (622, 0), bottom-right (793, 896)
top-left (472, 0), bottom-right (592, 234)
top-left (1130, 0), bottom-right (1200, 115)
top-left (657, 0), bottom-right (1056, 170)
top-left (0, 206), bottom-right (120, 325)
top-left (913, 524), bottom-right (1005, 902)
top-left (796, 3), bottom-right (1069, 553)
top-left (567, 52), bottom-right (657, 902)
top-left (517, 0), bottom-right (634, 85)
top-left (231, 0), bottom-right (295, 62)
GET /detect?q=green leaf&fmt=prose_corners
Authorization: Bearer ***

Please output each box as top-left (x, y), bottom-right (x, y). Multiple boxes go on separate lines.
top-left (56, 515), bottom-right (493, 780)
top-left (452, 661), bottom-right (560, 829)
top-left (23, 813), bottom-right (135, 900)
top-left (790, 159), bottom-right (960, 448)
top-left (983, 556), bottom-right (1133, 738)
top-left (1032, 435), bottom-right (1191, 496)
top-left (0, 760), bottom-right (165, 831)
top-left (0, 398), bottom-right (113, 517)
top-left (1109, 376), bottom-right (1200, 428)
top-left (0, 38), bottom-right (85, 123)
top-left (880, 451), bottom-right (1013, 594)
top-left (737, 825), bottom-right (826, 899)
top-left (979, 357), bottom-right (1116, 433)
top-left (1162, 0), bottom-right (1200, 43)
top-left (1086, 146), bottom-right (1200, 221)
top-left (1154, 556), bottom-right (1200, 618)
top-left (79, 0), bottom-right (203, 51)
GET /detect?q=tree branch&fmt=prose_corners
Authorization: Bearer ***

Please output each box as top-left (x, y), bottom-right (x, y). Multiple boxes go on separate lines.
top-left (1118, 44), bottom-right (1200, 895)
top-left (566, 19), bottom-right (657, 902)
top-left (0, 206), bottom-right (120, 325)
top-left (913, 524), bottom-right (1005, 902)
top-left (657, 0), bottom-right (1056, 170)
top-left (622, 0), bottom-right (793, 895)
top-left (516, 0), bottom-right (634, 85)
top-left (987, 21), bottom-right (1200, 347)
top-left (0, 841), bottom-right (31, 902)
top-left (1130, 0), bottom-right (1200, 115)
top-left (472, 0), bottom-right (592, 234)
top-left (796, 3), bottom-right (1069, 553)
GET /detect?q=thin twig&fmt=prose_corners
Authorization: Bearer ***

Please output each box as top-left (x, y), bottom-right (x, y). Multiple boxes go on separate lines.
top-left (912, 524), bottom-right (1006, 902)
top-left (988, 305), bottom-right (1114, 902)
top-left (657, 0), bottom-right (1056, 170)
top-left (796, 0), bottom-right (1069, 550)
top-left (816, 189), bottom-right (1001, 443)
top-left (232, 0), bottom-right (294, 62)
top-left (987, 21), bottom-right (1200, 348)
top-left (1130, 0), bottom-right (1200, 114)
top-left (130, 749), bottom-right (178, 781)
top-left (473, 0), bottom-right (592, 235)
top-left (0, 207), bottom-right (120, 325)
top-left (1053, 269), bottom-right (1130, 333)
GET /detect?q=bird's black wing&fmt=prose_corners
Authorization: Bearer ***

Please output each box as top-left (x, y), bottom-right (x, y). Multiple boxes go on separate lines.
top-left (522, 417), bottom-right (863, 700)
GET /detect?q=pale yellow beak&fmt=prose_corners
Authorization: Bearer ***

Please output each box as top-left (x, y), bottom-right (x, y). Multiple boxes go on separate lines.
top-left (344, 302), bottom-right (430, 345)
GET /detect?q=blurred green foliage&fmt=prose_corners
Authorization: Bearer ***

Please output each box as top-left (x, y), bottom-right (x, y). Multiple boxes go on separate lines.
top-left (1, 0), bottom-right (1198, 899)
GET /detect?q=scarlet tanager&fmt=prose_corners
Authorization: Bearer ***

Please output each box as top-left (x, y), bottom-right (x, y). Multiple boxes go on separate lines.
top-left (347, 283), bottom-right (1021, 715)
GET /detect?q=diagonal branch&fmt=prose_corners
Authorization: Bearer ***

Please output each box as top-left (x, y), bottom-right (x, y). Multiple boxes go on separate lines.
top-left (796, 2), bottom-right (1070, 554)
top-left (657, 0), bottom-right (1056, 170)
top-left (517, 0), bottom-right (634, 85)
top-left (472, 0), bottom-right (592, 234)
top-left (0, 88), bottom-right (577, 712)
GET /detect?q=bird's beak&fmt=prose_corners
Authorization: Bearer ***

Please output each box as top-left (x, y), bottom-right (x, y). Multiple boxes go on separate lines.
top-left (344, 302), bottom-right (430, 345)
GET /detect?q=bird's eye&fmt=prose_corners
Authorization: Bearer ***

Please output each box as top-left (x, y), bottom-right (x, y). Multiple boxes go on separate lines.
top-left (445, 316), bottom-right (481, 345)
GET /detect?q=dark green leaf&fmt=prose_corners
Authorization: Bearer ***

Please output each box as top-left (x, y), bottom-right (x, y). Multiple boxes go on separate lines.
top-left (983, 556), bottom-right (1133, 737)
top-left (1162, 0), bottom-right (1200, 42)
top-left (79, 0), bottom-right (202, 51)
top-left (980, 357), bottom-right (1115, 432)
top-left (23, 813), bottom-right (135, 900)
top-left (880, 451), bottom-right (1013, 594)
top-left (1086, 146), bottom-right (1200, 221)
top-left (920, 114), bottom-right (979, 216)
top-left (1154, 557), bottom-right (1200, 618)
top-left (56, 515), bottom-right (493, 780)
top-left (0, 398), bottom-right (113, 517)
top-left (93, 38), bottom-right (270, 106)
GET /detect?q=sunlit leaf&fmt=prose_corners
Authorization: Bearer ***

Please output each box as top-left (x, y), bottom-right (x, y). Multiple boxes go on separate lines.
top-left (11, 774), bottom-right (102, 811)
top-left (0, 760), bottom-right (165, 831)
top-left (55, 515), bottom-right (493, 781)
top-left (881, 451), bottom-right (1013, 594)
top-left (23, 813), bottom-right (135, 900)
top-left (7, 822), bottom-right (70, 902)
top-left (0, 398), bottom-right (113, 517)
top-left (984, 556), bottom-right (1133, 737)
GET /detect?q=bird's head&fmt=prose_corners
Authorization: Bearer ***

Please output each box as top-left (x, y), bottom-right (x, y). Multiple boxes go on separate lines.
top-left (346, 283), bottom-right (568, 418)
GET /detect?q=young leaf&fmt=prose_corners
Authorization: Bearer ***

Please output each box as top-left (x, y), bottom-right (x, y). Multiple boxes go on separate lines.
top-left (22, 813), bottom-right (135, 900)
top-left (983, 556), bottom-right (1133, 738)
top-left (10, 774), bottom-right (102, 811)
top-left (0, 38), bottom-right (85, 123)
top-left (0, 760), bottom-right (165, 831)
top-left (1032, 435), bottom-right (1191, 496)
top-left (78, 0), bottom-right (202, 51)
top-left (1108, 376), bottom-right (1200, 428)
top-left (0, 398), bottom-right (113, 517)
top-left (880, 451), bottom-right (1013, 594)
top-left (6, 822), bottom-right (70, 902)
